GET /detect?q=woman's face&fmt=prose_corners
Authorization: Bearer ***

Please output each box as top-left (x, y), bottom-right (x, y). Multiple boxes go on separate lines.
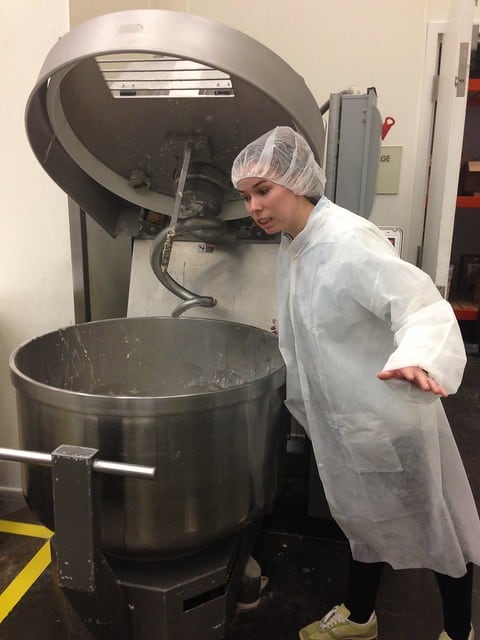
top-left (237, 177), bottom-right (311, 237)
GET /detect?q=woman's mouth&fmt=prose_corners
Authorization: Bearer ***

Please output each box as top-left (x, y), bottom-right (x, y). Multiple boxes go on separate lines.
top-left (254, 216), bottom-right (278, 234)
top-left (258, 217), bottom-right (273, 227)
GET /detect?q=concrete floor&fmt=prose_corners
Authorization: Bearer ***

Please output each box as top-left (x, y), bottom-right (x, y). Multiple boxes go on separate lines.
top-left (1, 357), bottom-right (480, 639)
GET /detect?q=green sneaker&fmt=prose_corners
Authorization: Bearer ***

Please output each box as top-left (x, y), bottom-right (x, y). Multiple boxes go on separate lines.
top-left (438, 627), bottom-right (474, 640)
top-left (298, 603), bottom-right (377, 640)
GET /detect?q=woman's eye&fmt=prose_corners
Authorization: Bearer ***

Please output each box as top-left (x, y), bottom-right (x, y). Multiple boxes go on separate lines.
top-left (258, 188), bottom-right (269, 195)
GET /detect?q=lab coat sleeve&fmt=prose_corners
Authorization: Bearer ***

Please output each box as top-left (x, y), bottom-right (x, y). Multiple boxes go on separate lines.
top-left (381, 297), bottom-right (466, 395)
top-left (277, 237), bottom-right (309, 431)
top-left (278, 333), bottom-right (309, 432)
top-left (345, 226), bottom-right (466, 395)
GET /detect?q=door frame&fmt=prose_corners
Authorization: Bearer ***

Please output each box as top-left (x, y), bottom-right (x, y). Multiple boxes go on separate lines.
top-left (408, 21), bottom-right (445, 269)
top-left (412, 5), bottom-right (475, 294)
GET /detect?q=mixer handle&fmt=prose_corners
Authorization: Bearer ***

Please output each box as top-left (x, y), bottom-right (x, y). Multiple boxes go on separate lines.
top-left (0, 446), bottom-right (156, 480)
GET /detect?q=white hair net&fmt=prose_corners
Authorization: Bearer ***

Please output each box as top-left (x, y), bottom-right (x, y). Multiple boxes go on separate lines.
top-left (231, 126), bottom-right (326, 198)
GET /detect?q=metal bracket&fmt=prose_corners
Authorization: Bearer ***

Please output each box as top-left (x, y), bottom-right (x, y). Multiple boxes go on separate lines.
top-left (456, 42), bottom-right (470, 98)
top-left (0, 445), bottom-right (155, 640)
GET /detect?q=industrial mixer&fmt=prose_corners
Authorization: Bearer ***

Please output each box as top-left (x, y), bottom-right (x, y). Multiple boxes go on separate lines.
top-left (7, 316), bottom-right (287, 639)
top-left (1, 8), bottom-right (382, 639)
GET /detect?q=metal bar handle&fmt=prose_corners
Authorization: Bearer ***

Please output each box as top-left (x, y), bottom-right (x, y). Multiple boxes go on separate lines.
top-left (0, 447), bottom-right (155, 480)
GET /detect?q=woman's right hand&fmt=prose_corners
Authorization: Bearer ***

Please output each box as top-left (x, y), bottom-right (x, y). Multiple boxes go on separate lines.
top-left (377, 366), bottom-right (448, 397)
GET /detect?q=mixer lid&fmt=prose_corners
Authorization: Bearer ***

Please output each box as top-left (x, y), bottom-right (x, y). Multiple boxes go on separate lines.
top-left (26, 10), bottom-right (325, 236)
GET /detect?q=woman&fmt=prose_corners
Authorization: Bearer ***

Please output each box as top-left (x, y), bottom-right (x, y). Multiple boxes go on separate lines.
top-left (231, 126), bottom-right (480, 640)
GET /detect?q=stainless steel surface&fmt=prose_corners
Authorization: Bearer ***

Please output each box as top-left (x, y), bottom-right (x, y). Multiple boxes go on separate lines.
top-left (149, 218), bottom-right (224, 317)
top-left (325, 88), bottom-right (382, 217)
top-left (148, 143), bottom-right (219, 317)
top-left (10, 317), bottom-right (287, 558)
top-left (25, 9), bottom-right (325, 236)
top-left (456, 41), bottom-right (470, 97)
top-left (128, 239), bottom-right (280, 329)
top-left (0, 448), bottom-right (52, 466)
top-left (169, 140), bottom-right (193, 229)
top-left (93, 459), bottom-right (155, 479)
top-left (324, 92), bottom-right (342, 204)
top-left (0, 446), bottom-right (155, 479)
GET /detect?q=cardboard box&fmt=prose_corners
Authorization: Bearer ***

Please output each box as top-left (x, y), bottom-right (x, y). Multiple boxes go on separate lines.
top-left (461, 161), bottom-right (480, 195)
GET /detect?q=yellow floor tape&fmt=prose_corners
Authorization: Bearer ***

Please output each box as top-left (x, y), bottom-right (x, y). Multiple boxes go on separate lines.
top-left (0, 520), bottom-right (53, 624)
top-left (0, 520), bottom-right (52, 540)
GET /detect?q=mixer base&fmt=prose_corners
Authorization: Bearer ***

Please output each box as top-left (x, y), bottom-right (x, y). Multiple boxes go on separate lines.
top-left (109, 520), bottom-right (262, 640)
top-left (53, 520), bottom-right (262, 639)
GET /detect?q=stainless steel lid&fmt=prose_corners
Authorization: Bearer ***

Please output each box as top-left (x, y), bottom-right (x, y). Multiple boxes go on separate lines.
top-left (26, 10), bottom-right (325, 235)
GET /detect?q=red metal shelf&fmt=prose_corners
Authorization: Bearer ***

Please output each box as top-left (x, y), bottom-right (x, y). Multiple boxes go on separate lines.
top-left (468, 78), bottom-right (480, 92)
top-left (450, 300), bottom-right (479, 321)
top-left (456, 196), bottom-right (480, 208)
top-left (467, 79), bottom-right (480, 106)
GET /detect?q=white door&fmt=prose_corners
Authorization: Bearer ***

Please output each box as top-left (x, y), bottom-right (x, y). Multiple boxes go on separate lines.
top-left (420, 0), bottom-right (475, 295)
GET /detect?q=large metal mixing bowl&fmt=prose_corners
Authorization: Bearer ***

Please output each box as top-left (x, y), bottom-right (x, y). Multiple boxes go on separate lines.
top-left (10, 317), bottom-right (288, 558)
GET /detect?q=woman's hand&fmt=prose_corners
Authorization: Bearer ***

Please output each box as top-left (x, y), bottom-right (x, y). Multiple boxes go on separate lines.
top-left (377, 366), bottom-right (448, 398)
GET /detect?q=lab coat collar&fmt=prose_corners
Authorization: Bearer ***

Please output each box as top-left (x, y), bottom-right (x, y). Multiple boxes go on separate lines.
top-left (284, 196), bottom-right (330, 257)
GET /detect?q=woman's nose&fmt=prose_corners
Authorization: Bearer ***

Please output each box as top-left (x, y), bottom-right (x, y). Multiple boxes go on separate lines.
top-left (248, 195), bottom-right (262, 214)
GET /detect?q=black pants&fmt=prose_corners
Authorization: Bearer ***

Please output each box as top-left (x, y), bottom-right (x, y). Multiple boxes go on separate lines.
top-left (344, 557), bottom-right (473, 640)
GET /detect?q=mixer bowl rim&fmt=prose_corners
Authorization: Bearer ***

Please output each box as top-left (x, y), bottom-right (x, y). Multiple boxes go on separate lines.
top-left (9, 316), bottom-right (286, 414)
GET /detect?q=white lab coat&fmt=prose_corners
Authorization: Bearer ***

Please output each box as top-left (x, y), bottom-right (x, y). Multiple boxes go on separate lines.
top-left (277, 197), bottom-right (480, 577)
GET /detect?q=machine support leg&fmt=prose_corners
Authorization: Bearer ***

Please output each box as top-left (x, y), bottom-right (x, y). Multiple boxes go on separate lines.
top-left (51, 444), bottom-right (132, 640)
